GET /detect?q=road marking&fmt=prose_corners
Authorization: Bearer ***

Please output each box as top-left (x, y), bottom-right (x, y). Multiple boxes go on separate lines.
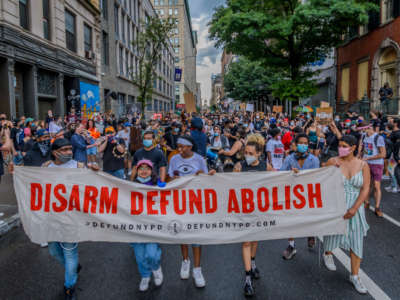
top-left (318, 237), bottom-right (391, 300)
top-left (369, 206), bottom-right (400, 228)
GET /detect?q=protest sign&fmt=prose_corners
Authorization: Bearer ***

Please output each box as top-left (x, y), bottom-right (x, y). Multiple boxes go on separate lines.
top-left (246, 103), bottom-right (254, 112)
top-left (316, 107), bottom-right (333, 125)
top-left (273, 106), bottom-right (283, 113)
top-left (14, 167), bottom-right (346, 245)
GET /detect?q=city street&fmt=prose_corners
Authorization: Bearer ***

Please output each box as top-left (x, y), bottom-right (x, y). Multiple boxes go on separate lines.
top-left (0, 177), bottom-right (399, 300)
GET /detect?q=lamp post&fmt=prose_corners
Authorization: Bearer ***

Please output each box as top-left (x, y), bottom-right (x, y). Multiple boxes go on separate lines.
top-left (360, 93), bottom-right (370, 121)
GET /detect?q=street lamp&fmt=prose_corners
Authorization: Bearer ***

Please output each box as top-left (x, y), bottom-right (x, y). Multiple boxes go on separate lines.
top-left (360, 93), bottom-right (370, 120)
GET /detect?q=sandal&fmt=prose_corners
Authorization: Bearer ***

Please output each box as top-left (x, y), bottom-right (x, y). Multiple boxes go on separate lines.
top-left (375, 208), bottom-right (383, 218)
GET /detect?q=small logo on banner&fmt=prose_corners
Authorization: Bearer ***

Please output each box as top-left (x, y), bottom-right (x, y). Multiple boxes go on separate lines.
top-left (168, 220), bottom-right (183, 235)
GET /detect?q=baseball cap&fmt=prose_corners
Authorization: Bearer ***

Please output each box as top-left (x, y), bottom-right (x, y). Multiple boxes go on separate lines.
top-left (36, 129), bottom-right (49, 137)
top-left (137, 159), bottom-right (153, 169)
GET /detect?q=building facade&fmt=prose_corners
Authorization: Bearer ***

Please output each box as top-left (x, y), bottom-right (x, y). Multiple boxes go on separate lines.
top-left (100, 0), bottom-right (175, 117)
top-left (151, 0), bottom-right (197, 109)
top-left (0, 0), bottom-right (102, 119)
top-left (336, 0), bottom-right (400, 111)
top-left (210, 73), bottom-right (222, 107)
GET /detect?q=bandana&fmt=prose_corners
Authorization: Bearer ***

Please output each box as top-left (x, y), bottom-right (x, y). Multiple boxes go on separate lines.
top-left (177, 137), bottom-right (193, 146)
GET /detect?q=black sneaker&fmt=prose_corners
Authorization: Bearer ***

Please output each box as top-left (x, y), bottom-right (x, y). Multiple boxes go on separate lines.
top-left (244, 280), bottom-right (255, 297)
top-left (251, 268), bottom-right (260, 280)
top-left (64, 286), bottom-right (76, 300)
top-left (307, 237), bottom-right (316, 250)
top-left (282, 245), bottom-right (297, 260)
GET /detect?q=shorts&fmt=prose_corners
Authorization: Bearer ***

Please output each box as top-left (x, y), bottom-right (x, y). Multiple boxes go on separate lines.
top-left (87, 147), bottom-right (97, 156)
top-left (309, 142), bottom-right (317, 150)
top-left (369, 164), bottom-right (384, 182)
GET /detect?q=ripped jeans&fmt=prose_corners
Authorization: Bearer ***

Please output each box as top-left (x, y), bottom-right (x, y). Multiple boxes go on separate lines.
top-left (48, 242), bottom-right (79, 288)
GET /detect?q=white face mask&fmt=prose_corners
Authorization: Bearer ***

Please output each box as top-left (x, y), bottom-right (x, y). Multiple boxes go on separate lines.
top-left (245, 155), bottom-right (257, 166)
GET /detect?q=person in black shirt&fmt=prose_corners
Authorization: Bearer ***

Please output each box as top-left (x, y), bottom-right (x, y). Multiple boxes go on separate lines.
top-left (98, 126), bottom-right (126, 179)
top-left (23, 129), bottom-right (52, 167)
top-left (164, 122), bottom-right (180, 155)
top-left (131, 131), bottom-right (167, 182)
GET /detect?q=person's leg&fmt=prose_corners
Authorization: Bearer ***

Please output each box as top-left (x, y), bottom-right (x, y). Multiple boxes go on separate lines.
top-left (350, 250), bottom-right (361, 276)
top-left (131, 243), bottom-right (151, 278)
top-left (181, 244), bottom-right (189, 260)
top-left (192, 245), bottom-right (201, 268)
top-left (48, 242), bottom-right (65, 266)
top-left (250, 241), bottom-right (258, 259)
top-left (60, 242), bottom-right (79, 289)
top-left (242, 242), bottom-right (251, 272)
top-left (145, 243), bottom-right (162, 272)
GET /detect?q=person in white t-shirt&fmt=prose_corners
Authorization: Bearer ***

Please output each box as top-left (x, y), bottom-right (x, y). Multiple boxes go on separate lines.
top-left (266, 127), bottom-right (285, 170)
top-left (362, 125), bottom-right (386, 217)
top-left (168, 135), bottom-right (215, 289)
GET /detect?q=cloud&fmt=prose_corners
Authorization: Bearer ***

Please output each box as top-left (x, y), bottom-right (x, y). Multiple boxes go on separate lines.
top-left (189, 4), bottom-right (224, 104)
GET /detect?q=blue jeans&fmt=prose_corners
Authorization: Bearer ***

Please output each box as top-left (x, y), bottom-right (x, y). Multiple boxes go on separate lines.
top-left (48, 242), bottom-right (79, 288)
top-left (130, 243), bottom-right (161, 278)
top-left (105, 169), bottom-right (125, 179)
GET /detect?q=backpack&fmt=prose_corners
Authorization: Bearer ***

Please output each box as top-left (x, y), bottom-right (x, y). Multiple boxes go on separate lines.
top-left (384, 136), bottom-right (393, 159)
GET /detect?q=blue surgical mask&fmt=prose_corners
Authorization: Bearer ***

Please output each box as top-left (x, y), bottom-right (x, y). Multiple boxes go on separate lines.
top-left (214, 132), bottom-right (219, 137)
top-left (174, 128), bottom-right (180, 133)
top-left (297, 144), bottom-right (308, 153)
top-left (143, 139), bottom-right (153, 148)
top-left (137, 176), bottom-right (151, 183)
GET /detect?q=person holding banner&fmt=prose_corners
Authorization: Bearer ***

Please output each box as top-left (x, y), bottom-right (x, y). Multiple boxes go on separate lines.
top-left (280, 133), bottom-right (320, 259)
top-left (323, 135), bottom-right (370, 294)
top-left (168, 135), bottom-right (215, 288)
top-left (42, 139), bottom-right (86, 300)
top-left (233, 135), bottom-right (270, 297)
top-left (131, 159), bottom-right (163, 292)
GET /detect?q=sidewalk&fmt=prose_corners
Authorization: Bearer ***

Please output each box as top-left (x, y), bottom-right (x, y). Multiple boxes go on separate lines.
top-left (0, 171), bottom-right (20, 235)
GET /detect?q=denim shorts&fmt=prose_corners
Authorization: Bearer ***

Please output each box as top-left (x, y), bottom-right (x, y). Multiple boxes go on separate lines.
top-left (87, 147), bottom-right (97, 156)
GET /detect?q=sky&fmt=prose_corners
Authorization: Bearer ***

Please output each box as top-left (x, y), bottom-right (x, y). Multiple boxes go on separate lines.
top-left (188, 0), bottom-right (226, 105)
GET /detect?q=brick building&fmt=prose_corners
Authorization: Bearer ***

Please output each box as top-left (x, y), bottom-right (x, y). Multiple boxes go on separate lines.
top-left (336, 0), bottom-right (400, 111)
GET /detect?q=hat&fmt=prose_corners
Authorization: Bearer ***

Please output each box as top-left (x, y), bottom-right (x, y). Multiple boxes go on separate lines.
top-left (105, 126), bottom-right (115, 134)
top-left (124, 122), bottom-right (132, 127)
top-left (345, 119), bottom-right (351, 123)
top-left (51, 138), bottom-right (71, 151)
top-left (137, 159), bottom-right (153, 169)
top-left (36, 129), bottom-right (49, 137)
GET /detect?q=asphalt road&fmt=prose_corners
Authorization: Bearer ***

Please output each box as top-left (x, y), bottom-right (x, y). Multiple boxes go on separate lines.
top-left (0, 180), bottom-right (399, 300)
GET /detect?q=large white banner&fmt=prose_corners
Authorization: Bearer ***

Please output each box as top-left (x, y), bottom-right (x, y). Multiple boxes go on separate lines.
top-left (14, 166), bottom-right (347, 245)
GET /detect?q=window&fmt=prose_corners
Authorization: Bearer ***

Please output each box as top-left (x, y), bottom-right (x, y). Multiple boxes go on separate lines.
top-left (163, 80), bottom-right (166, 93)
top-left (382, 0), bottom-right (394, 23)
top-left (43, 0), bottom-right (50, 40)
top-left (147, 100), bottom-right (152, 111)
top-left (127, 22), bottom-right (131, 47)
top-left (119, 47), bottom-right (124, 75)
top-left (159, 100), bottom-right (163, 112)
top-left (174, 48), bottom-right (179, 54)
top-left (130, 55), bottom-right (134, 79)
top-left (154, 100), bottom-right (158, 112)
top-left (341, 66), bottom-right (350, 102)
top-left (122, 13), bottom-right (126, 43)
top-left (65, 10), bottom-right (76, 52)
top-left (101, 0), bottom-right (108, 19)
top-left (163, 62), bottom-right (166, 75)
top-left (159, 79), bottom-right (162, 91)
top-left (169, 0), bottom-right (173, 4)
top-left (175, 56), bottom-right (179, 63)
top-left (155, 0), bottom-right (159, 6)
top-left (160, 0), bottom-right (164, 5)
top-left (174, 8), bottom-right (178, 15)
top-left (159, 9), bottom-right (164, 16)
top-left (357, 61), bottom-right (369, 100)
top-left (19, 0), bottom-right (29, 30)
top-left (169, 8), bottom-right (173, 15)
top-left (126, 50), bottom-right (129, 77)
top-left (174, 28), bottom-right (178, 34)
top-left (102, 31), bottom-right (109, 65)
top-left (174, 37), bottom-right (179, 45)
top-left (84, 24), bottom-right (92, 52)
top-left (114, 5), bottom-right (119, 37)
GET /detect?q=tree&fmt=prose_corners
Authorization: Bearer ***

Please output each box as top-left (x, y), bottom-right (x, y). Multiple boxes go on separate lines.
top-left (132, 16), bottom-right (175, 115)
top-left (223, 58), bottom-right (275, 103)
top-left (209, 0), bottom-right (378, 102)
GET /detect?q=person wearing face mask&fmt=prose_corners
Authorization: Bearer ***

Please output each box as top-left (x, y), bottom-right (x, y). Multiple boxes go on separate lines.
top-left (322, 135), bottom-right (370, 294)
top-left (131, 159), bottom-right (164, 292)
top-left (23, 129), bottom-right (52, 167)
top-left (168, 135), bottom-right (216, 288)
top-left (164, 122), bottom-right (181, 155)
top-left (209, 126), bottom-right (229, 149)
top-left (233, 137), bottom-right (272, 297)
top-left (131, 131), bottom-right (167, 183)
top-left (280, 133), bottom-right (320, 260)
top-left (266, 128), bottom-right (284, 170)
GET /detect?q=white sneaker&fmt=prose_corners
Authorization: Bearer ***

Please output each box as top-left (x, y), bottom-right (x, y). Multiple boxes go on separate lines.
top-left (180, 259), bottom-right (190, 279)
top-left (349, 275), bottom-right (368, 294)
top-left (139, 277), bottom-right (151, 292)
top-left (192, 267), bottom-right (206, 288)
top-left (152, 267), bottom-right (163, 286)
top-left (384, 186), bottom-right (392, 192)
top-left (389, 187), bottom-right (399, 193)
top-left (323, 253), bottom-right (337, 271)
top-left (40, 242), bottom-right (48, 248)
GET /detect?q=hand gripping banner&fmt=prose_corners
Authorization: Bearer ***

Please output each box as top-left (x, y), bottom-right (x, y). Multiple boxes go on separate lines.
top-left (13, 166), bottom-right (347, 244)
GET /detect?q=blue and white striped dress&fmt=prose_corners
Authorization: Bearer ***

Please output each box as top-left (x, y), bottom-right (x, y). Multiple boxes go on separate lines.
top-left (323, 170), bottom-right (369, 259)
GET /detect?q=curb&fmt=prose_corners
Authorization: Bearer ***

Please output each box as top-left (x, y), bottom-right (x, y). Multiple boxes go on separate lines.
top-left (0, 214), bottom-right (20, 236)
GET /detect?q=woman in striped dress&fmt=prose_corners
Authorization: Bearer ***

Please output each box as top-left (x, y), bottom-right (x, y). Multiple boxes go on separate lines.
top-left (322, 135), bottom-right (370, 294)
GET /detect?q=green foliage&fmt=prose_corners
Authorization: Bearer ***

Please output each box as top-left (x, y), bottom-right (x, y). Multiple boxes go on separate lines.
top-left (223, 58), bottom-right (276, 103)
top-left (209, 0), bottom-right (378, 101)
top-left (132, 16), bottom-right (176, 114)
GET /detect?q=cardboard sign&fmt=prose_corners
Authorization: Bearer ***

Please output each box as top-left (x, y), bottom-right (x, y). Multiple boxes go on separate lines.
top-left (240, 103), bottom-right (246, 111)
top-left (273, 106), bottom-right (283, 113)
top-left (316, 107), bottom-right (333, 125)
top-left (320, 101), bottom-right (330, 108)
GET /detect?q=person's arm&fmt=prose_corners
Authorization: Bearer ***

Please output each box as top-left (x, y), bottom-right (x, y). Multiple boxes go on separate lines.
top-left (220, 140), bottom-right (241, 156)
top-left (0, 128), bottom-right (12, 151)
top-left (97, 137), bottom-right (108, 153)
top-left (159, 166), bottom-right (166, 182)
top-left (329, 121), bottom-right (342, 139)
top-left (233, 162), bottom-right (242, 172)
top-left (71, 135), bottom-right (87, 150)
top-left (344, 163), bottom-right (370, 219)
top-left (159, 151), bottom-right (168, 182)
